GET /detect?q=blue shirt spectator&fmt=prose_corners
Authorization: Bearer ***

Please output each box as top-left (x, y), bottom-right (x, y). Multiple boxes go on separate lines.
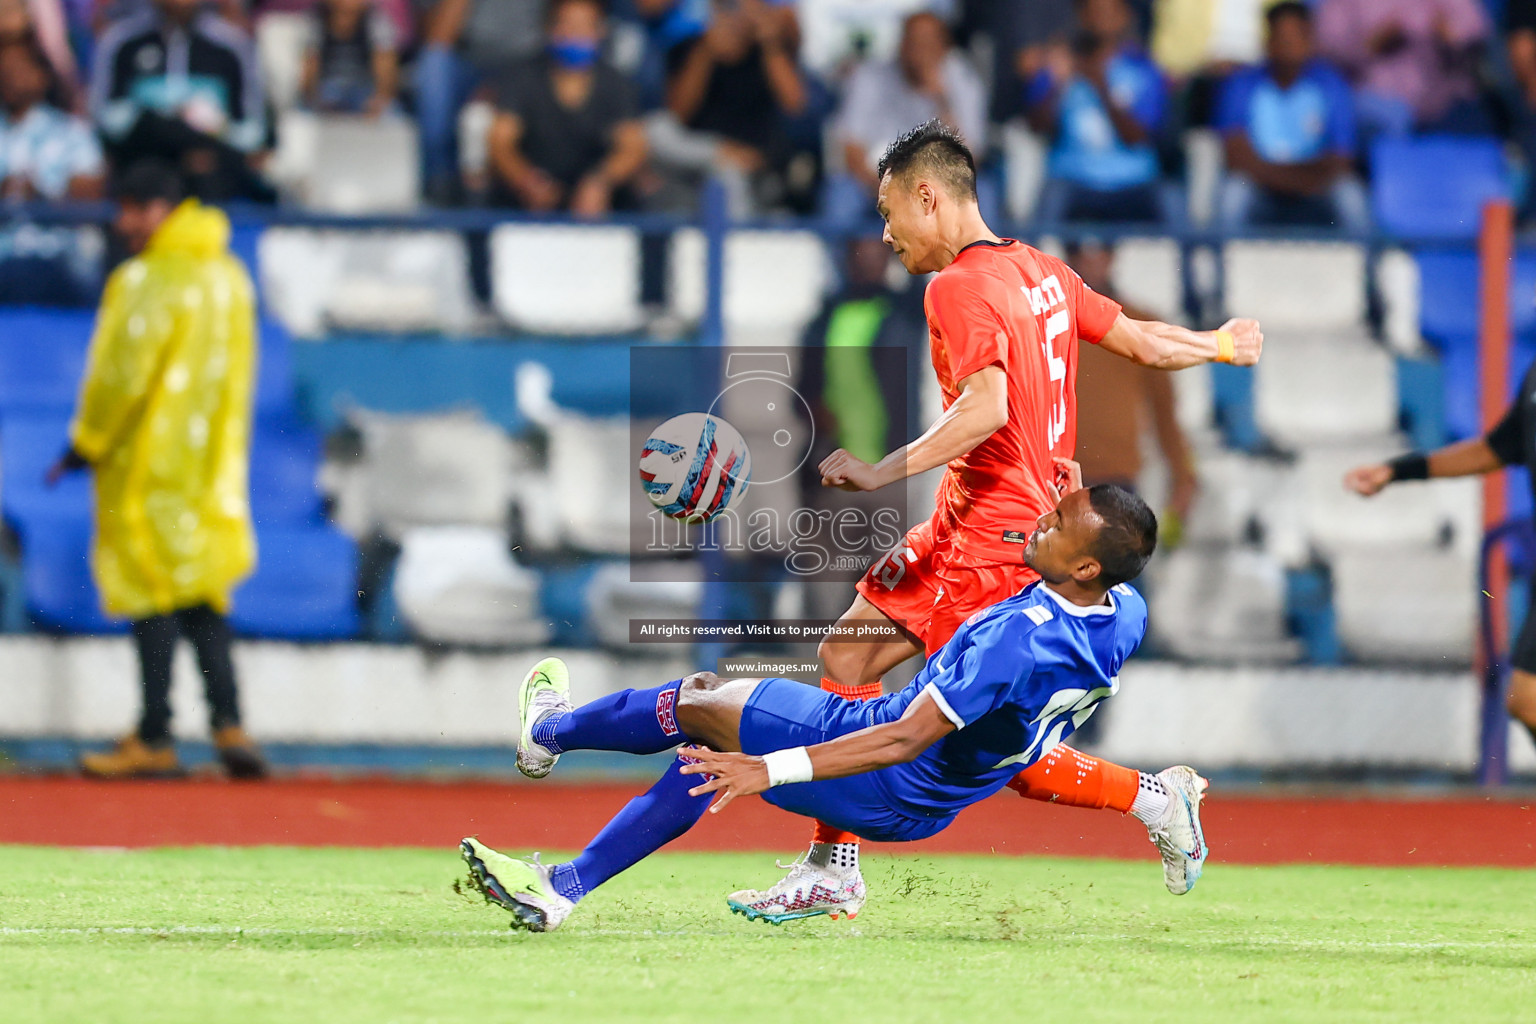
top-left (1026, 0), bottom-right (1181, 226)
top-left (1214, 1), bottom-right (1369, 233)
top-left (0, 39), bottom-right (101, 201)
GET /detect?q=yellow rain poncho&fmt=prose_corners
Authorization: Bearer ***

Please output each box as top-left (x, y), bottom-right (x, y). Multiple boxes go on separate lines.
top-left (69, 199), bottom-right (257, 619)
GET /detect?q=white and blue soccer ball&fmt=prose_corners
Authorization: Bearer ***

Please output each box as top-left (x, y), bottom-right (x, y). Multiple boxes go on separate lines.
top-left (638, 412), bottom-right (751, 523)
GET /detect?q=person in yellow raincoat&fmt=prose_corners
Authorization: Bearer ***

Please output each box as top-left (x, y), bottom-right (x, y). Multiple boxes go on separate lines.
top-left (51, 162), bottom-right (267, 779)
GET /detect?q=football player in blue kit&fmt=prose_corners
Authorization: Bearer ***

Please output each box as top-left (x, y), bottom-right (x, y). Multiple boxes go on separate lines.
top-left (460, 481), bottom-right (1208, 932)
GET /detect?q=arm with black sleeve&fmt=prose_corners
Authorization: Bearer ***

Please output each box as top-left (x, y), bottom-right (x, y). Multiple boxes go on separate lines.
top-left (1343, 397), bottom-right (1522, 497)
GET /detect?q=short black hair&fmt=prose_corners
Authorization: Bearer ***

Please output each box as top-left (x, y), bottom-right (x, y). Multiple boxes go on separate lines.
top-left (875, 119), bottom-right (977, 201)
top-left (1085, 484), bottom-right (1158, 587)
top-left (114, 160), bottom-right (184, 205)
top-left (1266, 0), bottom-right (1311, 29)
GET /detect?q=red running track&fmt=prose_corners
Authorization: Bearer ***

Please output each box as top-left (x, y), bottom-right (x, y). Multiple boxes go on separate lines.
top-left (2, 776), bottom-right (1534, 867)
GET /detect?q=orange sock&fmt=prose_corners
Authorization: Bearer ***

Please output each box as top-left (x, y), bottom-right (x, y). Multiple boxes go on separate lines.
top-left (811, 677), bottom-right (879, 845)
top-left (1006, 744), bottom-right (1140, 813)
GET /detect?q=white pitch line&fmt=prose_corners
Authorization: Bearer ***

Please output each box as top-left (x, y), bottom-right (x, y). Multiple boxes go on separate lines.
top-left (1, 926), bottom-right (1534, 952)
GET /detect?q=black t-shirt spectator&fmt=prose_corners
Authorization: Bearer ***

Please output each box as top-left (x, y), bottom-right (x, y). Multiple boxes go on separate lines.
top-left (493, 55), bottom-right (638, 189)
top-left (665, 35), bottom-right (780, 155)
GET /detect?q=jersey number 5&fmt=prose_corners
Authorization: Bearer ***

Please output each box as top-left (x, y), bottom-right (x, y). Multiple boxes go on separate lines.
top-left (1025, 277), bottom-right (1069, 450)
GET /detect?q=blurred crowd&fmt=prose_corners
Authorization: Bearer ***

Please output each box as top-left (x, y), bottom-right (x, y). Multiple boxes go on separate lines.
top-left (2, 0), bottom-right (1536, 227)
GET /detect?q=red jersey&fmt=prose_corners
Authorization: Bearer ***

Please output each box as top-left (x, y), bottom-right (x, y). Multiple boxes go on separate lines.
top-left (922, 239), bottom-right (1122, 564)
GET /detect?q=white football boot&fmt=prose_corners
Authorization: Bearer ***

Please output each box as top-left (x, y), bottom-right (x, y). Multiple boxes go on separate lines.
top-left (516, 657), bottom-right (573, 779)
top-left (727, 853), bottom-right (867, 924)
top-left (459, 839), bottom-right (575, 933)
top-left (1145, 765), bottom-right (1210, 895)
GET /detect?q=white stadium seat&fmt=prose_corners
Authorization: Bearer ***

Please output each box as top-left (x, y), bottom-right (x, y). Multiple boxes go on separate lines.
top-left (1224, 241), bottom-right (1366, 331)
top-left (306, 115), bottom-right (421, 214)
top-left (1183, 128), bottom-right (1223, 227)
top-left (343, 410), bottom-right (518, 539)
top-left (1332, 547), bottom-right (1475, 664)
top-left (1146, 547), bottom-right (1302, 663)
top-left (1375, 247), bottom-right (1424, 355)
top-left (1110, 236), bottom-right (1184, 323)
top-left (255, 13), bottom-right (308, 113)
top-left (585, 562), bottom-right (701, 650)
top-left (393, 526), bottom-right (549, 647)
top-left (670, 228), bottom-right (831, 337)
top-left (1295, 443), bottom-right (1480, 558)
top-left (259, 228), bottom-right (476, 336)
top-left (1253, 332), bottom-right (1398, 447)
top-left (491, 224), bottom-right (645, 334)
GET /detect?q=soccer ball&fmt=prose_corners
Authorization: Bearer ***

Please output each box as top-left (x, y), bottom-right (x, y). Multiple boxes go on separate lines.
top-left (638, 413), bottom-right (751, 523)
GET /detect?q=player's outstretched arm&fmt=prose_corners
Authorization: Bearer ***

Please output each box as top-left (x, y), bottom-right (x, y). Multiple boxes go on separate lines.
top-left (819, 365), bottom-right (1007, 491)
top-left (678, 694), bottom-right (955, 813)
top-left (1097, 313), bottom-right (1262, 371)
top-left (1344, 438), bottom-right (1505, 497)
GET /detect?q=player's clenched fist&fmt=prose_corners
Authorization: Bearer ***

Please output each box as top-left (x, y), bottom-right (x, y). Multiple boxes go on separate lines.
top-left (1343, 463), bottom-right (1393, 497)
top-left (1218, 318), bottom-right (1262, 366)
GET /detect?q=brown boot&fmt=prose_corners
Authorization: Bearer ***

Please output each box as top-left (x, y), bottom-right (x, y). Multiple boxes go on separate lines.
top-left (213, 725), bottom-right (268, 780)
top-left (80, 736), bottom-right (181, 779)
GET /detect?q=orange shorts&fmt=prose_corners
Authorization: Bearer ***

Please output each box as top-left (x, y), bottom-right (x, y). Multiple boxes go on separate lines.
top-left (855, 517), bottom-right (1039, 656)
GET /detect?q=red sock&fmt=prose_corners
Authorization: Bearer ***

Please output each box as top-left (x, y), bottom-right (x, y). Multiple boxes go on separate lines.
top-left (811, 677), bottom-right (879, 844)
top-left (1007, 744), bottom-right (1139, 813)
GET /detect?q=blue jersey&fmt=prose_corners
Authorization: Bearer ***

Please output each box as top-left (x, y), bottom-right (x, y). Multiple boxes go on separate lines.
top-left (864, 581), bottom-right (1147, 819)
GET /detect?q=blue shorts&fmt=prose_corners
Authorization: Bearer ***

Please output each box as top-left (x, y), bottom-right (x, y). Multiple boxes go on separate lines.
top-left (738, 678), bottom-right (955, 843)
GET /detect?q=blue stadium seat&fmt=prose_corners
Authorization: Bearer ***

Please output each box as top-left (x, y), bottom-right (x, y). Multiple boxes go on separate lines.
top-left (1416, 249), bottom-right (1536, 342)
top-left (249, 422), bottom-right (324, 527)
top-left (0, 412), bottom-right (91, 528)
top-left (231, 525), bottom-right (360, 639)
top-left (1373, 137), bottom-right (1510, 239)
top-left (19, 516), bottom-right (125, 634)
top-left (1435, 335), bottom-right (1536, 440)
top-left (0, 307), bottom-right (93, 416)
top-left (256, 317), bottom-right (294, 415)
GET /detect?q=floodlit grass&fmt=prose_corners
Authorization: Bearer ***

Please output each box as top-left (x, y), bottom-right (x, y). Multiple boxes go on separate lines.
top-left (2, 846), bottom-right (1533, 1023)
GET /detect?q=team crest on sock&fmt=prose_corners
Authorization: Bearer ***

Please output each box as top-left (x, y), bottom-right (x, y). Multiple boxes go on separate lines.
top-left (656, 687), bottom-right (680, 737)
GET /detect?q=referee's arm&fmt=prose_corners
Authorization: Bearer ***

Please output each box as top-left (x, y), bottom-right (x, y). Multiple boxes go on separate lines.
top-left (1344, 402), bottom-right (1520, 497)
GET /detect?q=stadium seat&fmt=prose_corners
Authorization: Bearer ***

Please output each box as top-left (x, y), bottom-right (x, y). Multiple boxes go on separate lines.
top-left (1223, 241), bottom-right (1366, 332)
top-left (249, 423), bottom-right (324, 527)
top-left (490, 225), bottom-right (645, 334)
top-left (544, 410), bottom-right (634, 554)
top-left (255, 12), bottom-right (308, 112)
top-left (344, 408), bottom-right (517, 539)
top-left (1253, 332), bottom-right (1398, 447)
top-left (256, 317), bottom-right (295, 415)
top-left (306, 115), bottom-right (421, 214)
top-left (259, 228), bottom-right (476, 336)
top-left (1145, 547), bottom-right (1301, 663)
top-left (17, 516), bottom-right (124, 634)
top-left (1415, 249), bottom-right (1536, 343)
top-left (1372, 136), bottom-right (1510, 240)
top-left (1332, 548), bottom-right (1475, 663)
top-left (670, 229), bottom-right (832, 338)
top-left (231, 525), bottom-right (360, 639)
top-left (1296, 443), bottom-right (1479, 557)
top-left (1183, 128), bottom-right (1223, 228)
top-left (585, 561), bottom-right (701, 650)
top-left (392, 525), bottom-right (549, 646)
top-left (0, 307), bottom-right (93, 416)
top-left (1110, 236), bottom-right (1184, 323)
top-left (0, 412), bottom-right (91, 528)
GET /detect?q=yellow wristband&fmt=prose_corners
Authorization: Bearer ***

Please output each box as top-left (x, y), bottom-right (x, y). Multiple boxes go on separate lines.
top-left (1214, 330), bottom-right (1235, 364)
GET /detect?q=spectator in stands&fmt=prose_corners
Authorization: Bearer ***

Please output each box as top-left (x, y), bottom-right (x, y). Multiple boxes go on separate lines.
top-left (826, 11), bottom-right (985, 224)
top-left (415, 0), bottom-right (545, 202)
top-left (89, 0), bottom-right (273, 201)
top-left (1504, 0), bottom-right (1536, 224)
top-left (1316, 0), bottom-right (1492, 142)
top-left (1215, 2), bottom-right (1369, 234)
top-left (1069, 239), bottom-right (1197, 538)
top-left (1027, 0), bottom-right (1181, 226)
top-left (647, 0), bottom-right (809, 216)
top-left (0, 0), bottom-right (78, 108)
top-left (798, 0), bottom-right (946, 82)
top-left (961, 0), bottom-right (1075, 123)
top-left (0, 37), bottom-right (101, 198)
top-left (54, 162), bottom-right (266, 781)
top-left (1148, 0), bottom-right (1267, 126)
top-left (486, 0), bottom-right (646, 215)
top-left (300, 0), bottom-right (400, 116)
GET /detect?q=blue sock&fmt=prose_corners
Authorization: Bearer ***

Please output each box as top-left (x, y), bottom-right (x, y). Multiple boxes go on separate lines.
top-left (533, 680), bottom-right (687, 756)
top-left (548, 756), bottom-right (712, 902)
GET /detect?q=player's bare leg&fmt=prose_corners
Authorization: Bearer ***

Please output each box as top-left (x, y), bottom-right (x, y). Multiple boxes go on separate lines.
top-left (1506, 669), bottom-right (1536, 744)
top-left (729, 595), bottom-right (922, 922)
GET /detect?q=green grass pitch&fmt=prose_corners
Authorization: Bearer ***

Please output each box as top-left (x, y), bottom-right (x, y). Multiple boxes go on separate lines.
top-left (2, 845), bottom-right (1533, 1023)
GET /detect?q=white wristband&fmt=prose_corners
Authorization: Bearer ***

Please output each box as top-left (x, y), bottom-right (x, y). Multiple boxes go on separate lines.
top-left (761, 746), bottom-right (813, 787)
